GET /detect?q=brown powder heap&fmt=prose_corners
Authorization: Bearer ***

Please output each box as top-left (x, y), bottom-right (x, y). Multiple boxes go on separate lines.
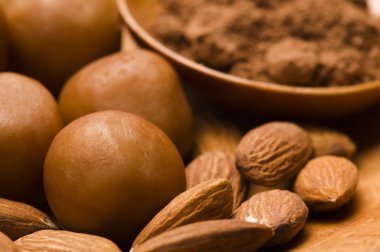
top-left (147, 0), bottom-right (380, 87)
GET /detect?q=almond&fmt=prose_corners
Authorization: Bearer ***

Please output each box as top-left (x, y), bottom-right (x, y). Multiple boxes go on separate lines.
top-left (133, 219), bottom-right (273, 252)
top-left (185, 151), bottom-right (248, 209)
top-left (15, 230), bottom-right (121, 252)
top-left (236, 122), bottom-right (313, 186)
top-left (0, 198), bottom-right (58, 240)
top-left (0, 232), bottom-right (18, 252)
top-left (294, 155), bottom-right (359, 211)
top-left (233, 189), bottom-right (308, 246)
top-left (307, 127), bottom-right (357, 159)
top-left (132, 179), bottom-right (233, 247)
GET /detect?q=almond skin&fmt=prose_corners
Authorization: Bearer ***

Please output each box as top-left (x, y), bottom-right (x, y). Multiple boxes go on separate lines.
top-left (132, 179), bottom-right (233, 247)
top-left (294, 155), bottom-right (359, 211)
top-left (233, 189), bottom-right (308, 246)
top-left (0, 198), bottom-right (58, 240)
top-left (133, 219), bottom-right (273, 252)
top-left (15, 230), bottom-right (121, 252)
top-left (306, 127), bottom-right (357, 159)
top-left (186, 151), bottom-right (248, 209)
top-left (236, 122), bottom-right (313, 186)
top-left (0, 232), bottom-right (18, 252)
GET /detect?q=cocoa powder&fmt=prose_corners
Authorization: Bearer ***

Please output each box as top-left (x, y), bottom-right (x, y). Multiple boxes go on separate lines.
top-left (147, 0), bottom-right (380, 86)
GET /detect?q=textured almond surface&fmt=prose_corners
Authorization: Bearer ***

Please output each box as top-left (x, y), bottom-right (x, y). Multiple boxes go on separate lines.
top-left (0, 198), bottom-right (58, 240)
top-left (0, 232), bottom-right (18, 252)
top-left (186, 151), bottom-right (248, 209)
top-left (133, 219), bottom-right (273, 252)
top-left (236, 122), bottom-right (313, 186)
top-left (307, 127), bottom-right (357, 159)
top-left (294, 207), bottom-right (380, 252)
top-left (294, 155), bottom-right (358, 211)
top-left (233, 189), bottom-right (308, 245)
top-left (15, 230), bottom-right (121, 252)
top-left (132, 179), bottom-right (233, 247)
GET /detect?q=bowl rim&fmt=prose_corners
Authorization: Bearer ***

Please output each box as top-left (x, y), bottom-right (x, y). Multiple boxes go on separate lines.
top-left (117, 0), bottom-right (380, 96)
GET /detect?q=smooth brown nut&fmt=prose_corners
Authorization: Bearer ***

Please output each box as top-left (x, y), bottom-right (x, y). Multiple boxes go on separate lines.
top-left (2, 0), bottom-right (120, 95)
top-left (59, 50), bottom-right (194, 157)
top-left (44, 111), bottom-right (186, 246)
top-left (307, 127), bottom-right (357, 159)
top-left (186, 151), bottom-right (248, 209)
top-left (0, 7), bottom-right (7, 70)
top-left (0, 73), bottom-right (63, 206)
top-left (133, 179), bottom-right (233, 247)
top-left (15, 230), bottom-right (121, 252)
top-left (233, 189), bottom-right (308, 246)
top-left (236, 122), bottom-right (313, 186)
top-left (133, 219), bottom-right (273, 252)
top-left (0, 198), bottom-right (58, 240)
top-left (0, 232), bottom-right (18, 252)
top-left (294, 155), bottom-right (359, 211)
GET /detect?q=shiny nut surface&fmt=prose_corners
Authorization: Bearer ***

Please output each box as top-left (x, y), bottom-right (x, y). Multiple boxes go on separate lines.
top-left (44, 111), bottom-right (186, 245)
top-left (59, 50), bottom-right (194, 157)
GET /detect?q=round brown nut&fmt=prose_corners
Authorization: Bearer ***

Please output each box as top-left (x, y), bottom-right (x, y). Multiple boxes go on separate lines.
top-left (44, 111), bottom-right (186, 246)
top-left (294, 155), bottom-right (359, 211)
top-left (59, 50), bottom-right (194, 157)
top-left (233, 189), bottom-right (309, 246)
top-left (186, 151), bottom-right (248, 210)
top-left (236, 122), bottom-right (313, 186)
top-left (2, 0), bottom-right (120, 95)
top-left (0, 73), bottom-right (63, 206)
top-left (0, 7), bottom-right (7, 70)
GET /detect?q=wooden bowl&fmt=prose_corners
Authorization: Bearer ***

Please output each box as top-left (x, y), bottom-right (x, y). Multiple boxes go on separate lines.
top-left (117, 0), bottom-right (380, 118)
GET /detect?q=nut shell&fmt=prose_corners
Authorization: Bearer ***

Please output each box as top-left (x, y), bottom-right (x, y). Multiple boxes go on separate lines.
top-left (233, 189), bottom-right (308, 246)
top-left (2, 0), bottom-right (120, 95)
top-left (59, 50), bottom-right (194, 157)
top-left (0, 73), bottom-right (63, 206)
top-left (294, 155), bottom-right (359, 211)
top-left (236, 122), bottom-right (313, 186)
top-left (44, 111), bottom-right (186, 245)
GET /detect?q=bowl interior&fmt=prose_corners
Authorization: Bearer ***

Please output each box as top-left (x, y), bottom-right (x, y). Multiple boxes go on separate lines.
top-left (119, 0), bottom-right (380, 118)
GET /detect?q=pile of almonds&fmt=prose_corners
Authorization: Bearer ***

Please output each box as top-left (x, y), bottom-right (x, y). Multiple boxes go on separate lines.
top-left (130, 121), bottom-right (359, 251)
top-left (0, 120), bottom-right (359, 251)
